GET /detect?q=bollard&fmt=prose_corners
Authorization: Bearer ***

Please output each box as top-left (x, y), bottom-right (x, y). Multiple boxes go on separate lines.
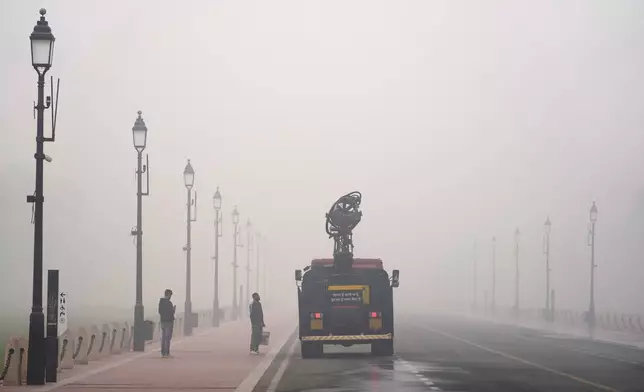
top-left (59, 330), bottom-right (75, 371)
top-left (97, 324), bottom-right (110, 359)
top-left (112, 323), bottom-right (126, 354)
top-left (176, 316), bottom-right (184, 337)
top-left (109, 323), bottom-right (121, 355)
top-left (16, 337), bottom-right (29, 386)
top-left (73, 327), bottom-right (89, 365)
top-left (1, 338), bottom-right (19, 386)
top-left (121, 322), bottom-right (131, 352)
top-left (87, 326), bottom-right (100, 362)
top-left (128, 325), bottom-right (134, 350)
top-left (629, 315), bottom-right (637, 332)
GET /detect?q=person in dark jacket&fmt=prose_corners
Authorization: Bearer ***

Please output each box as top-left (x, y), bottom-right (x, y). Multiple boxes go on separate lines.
top-left (249, 292), bottom-right (265, 354)
top-left (158, 289), bottom-right (176, 358)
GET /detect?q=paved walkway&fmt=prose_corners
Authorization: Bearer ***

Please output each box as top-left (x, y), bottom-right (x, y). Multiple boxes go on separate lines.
top-left (5, 310), bottom-right (296, 392)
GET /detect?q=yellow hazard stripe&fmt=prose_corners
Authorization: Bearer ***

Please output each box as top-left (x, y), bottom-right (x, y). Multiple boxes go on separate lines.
top-left (327, 285), bottom-right (367, 291)
top-left (301, 334), bottom-right (392, 341)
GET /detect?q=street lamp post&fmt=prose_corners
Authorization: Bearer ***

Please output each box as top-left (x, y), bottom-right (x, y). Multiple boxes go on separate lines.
top-left (473, 242), bottom-right (477, 311)
top-left (212, 187), bottom-right (222, 327)
top-left (262, 235), bottom-right (268, 305)
top-left (491, 236), bottom-right (496, 314)
top-left (246, 219), bottom-right (253, 312)
top-left (183, 160), bottom-right (197, 336)
top-left (239, 285), bottom-right (244, 318)
top-left (588, 202), bottom-right (598, 331)
top-left (544, 217), bottom-right (552, 321)
top-left (256, 232), bottom-right (261, 294)
top-left (131, 111), bottom-right (149, 352)
top-left (232, 206), bottom-right (241, 320)
top-left (514, 228), bottom-right (520, 316)
top-left (27, 8), bottom-right (56, 385)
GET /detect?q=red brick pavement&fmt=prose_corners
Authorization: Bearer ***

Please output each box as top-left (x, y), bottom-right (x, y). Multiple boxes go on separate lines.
top-left (5, 310), bottom-right (296, 392)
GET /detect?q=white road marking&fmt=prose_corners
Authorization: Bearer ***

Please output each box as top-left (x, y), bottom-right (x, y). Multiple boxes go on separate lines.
top-left (528, 334), bottom-right (644, 367)
top-left (266, 337), bottom-right (299, 392)
top-left (565, 346), bottom-right (644, 367)
top-left (397, 356), bottom-right (442, 391)
top-left (409, 322), bottom-right (619, 392)
top-left (235, 325), bottom-right (297, 392)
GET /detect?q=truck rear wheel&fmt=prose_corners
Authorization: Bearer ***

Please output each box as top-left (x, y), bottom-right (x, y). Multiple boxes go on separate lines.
top-left (301, 342), bottom-right (323, 358)
top-left (371, 339), bottom-right (394, 356)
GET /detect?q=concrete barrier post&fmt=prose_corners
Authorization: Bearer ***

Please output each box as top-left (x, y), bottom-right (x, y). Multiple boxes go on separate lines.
top-left (87, 326), bottom-right (101, 362)
top-left (16, 337), bottom-right (28, 385)
top-left (96, 324), bottom-right (111, 359)
top-left (1, 338), bottom-right (20, 386)
top-left (128, 325), bottom-right (134, 350)
top-left (59, 331), bottom-right (75, 371)
top-left (109, 323), bottom-right (122, 355)
top-left (73, 327), bottom-right (89, 365)
top-left (121, 322), bottom-right (130, 352)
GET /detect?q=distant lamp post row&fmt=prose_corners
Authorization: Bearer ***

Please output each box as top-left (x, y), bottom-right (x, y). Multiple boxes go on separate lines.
top-left (27, 8), bottom-right (56, 385)
top-left (476, 201), bottom-right (598, 332)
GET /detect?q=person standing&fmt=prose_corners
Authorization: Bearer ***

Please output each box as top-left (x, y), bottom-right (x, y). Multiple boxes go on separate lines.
top-left (158, 289), bottom-right (176, 358)
top-left (249, 292), bottom-right (265, 354)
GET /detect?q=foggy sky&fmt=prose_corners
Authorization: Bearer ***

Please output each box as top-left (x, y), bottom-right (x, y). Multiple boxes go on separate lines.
top-left (2, 0), bottom-right (644, 321)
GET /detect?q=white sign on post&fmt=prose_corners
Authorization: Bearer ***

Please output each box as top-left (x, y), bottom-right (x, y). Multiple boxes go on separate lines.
top-left (58, 291), bottom-right (68, 337)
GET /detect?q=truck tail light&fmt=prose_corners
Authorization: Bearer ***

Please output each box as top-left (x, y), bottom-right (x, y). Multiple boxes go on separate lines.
top-left (368, 311), bottom-right (383, 330)
top-left (310, 312), bottom-right (324, 330)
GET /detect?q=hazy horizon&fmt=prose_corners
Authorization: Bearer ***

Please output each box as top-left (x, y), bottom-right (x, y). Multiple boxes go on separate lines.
top-left (2, 1), bottom-right (644, 326)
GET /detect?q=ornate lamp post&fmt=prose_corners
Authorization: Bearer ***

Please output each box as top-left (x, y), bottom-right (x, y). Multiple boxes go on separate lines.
top-left (588, 202), bottom-right (598, 331)
top-left (183, 160), bottom-right (197, 336)
top-left (131, 111), bottom-right (149, 352)
top-left (27, 9), bottom-right (56, 385)
top-left (514, 228), bottom-right (520, 315)
top-left (232, 206), bottom-right (241, 320)
top-left (472, 242), bottom-right (477, 311)
top-left (544, 217), bottom-right (552, 321)
top-left (246, 218), bottom-right (253, 313)
top-left (491, 236), bottom-right (496, 314)
top-left (255, 232), bottom-right (261, 294)
top-left (212, 187), bottom-right (222, 327)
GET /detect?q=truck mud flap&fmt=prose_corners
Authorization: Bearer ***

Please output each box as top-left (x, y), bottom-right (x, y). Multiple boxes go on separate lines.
top-left (301, 333), bottom-right (392, 341)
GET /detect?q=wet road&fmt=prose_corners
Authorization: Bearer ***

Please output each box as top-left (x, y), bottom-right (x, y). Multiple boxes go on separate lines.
top-left (261, 314), bottom-right (644, 392)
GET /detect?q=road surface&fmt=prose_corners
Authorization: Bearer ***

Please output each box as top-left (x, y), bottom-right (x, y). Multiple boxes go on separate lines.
top-left (256, 314), bottom-right (644, 392)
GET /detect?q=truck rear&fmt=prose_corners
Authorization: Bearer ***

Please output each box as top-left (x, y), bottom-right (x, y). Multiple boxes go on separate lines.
top-left (295, 258), bottom-right (399, 358)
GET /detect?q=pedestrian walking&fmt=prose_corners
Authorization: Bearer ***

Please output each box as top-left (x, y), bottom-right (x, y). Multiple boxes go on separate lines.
top-left (158, 289), bottom-right (176, 358)
top-left (249, 292), bottom-right (265, 354)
